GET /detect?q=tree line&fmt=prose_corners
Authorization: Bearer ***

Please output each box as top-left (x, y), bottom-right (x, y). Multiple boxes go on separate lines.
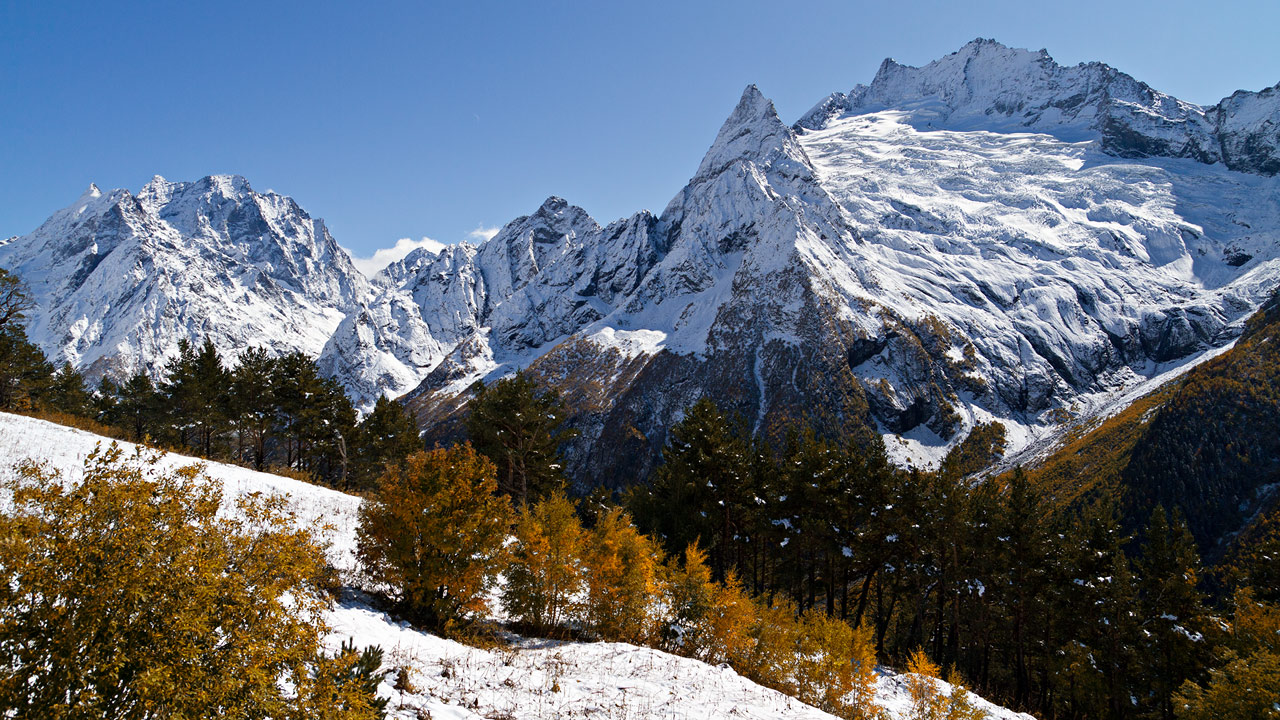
top-left (354, 441), bottom-right (974, 720)
top-left (90, 338), bottom-right (418, 491)
top-left (0, 268), bottom-right (419, 491)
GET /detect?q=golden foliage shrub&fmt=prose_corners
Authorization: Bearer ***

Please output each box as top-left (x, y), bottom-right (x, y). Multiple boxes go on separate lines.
top-left (662, 543), bottom-right (755, 666)
top-left (0, 443), bottom-right (383, 719)
top-left (356, 444), bottom-right (514, 628)
top-left (904, 648), bottom-right (987, 720)
top-left (502, 491), bottom-right (586, 633)
top-left (582, 507), bottom-right (662, 644)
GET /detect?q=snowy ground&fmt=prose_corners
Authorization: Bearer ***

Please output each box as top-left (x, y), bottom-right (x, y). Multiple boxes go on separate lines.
top-left (0, 412), bottom-right (1034, 719)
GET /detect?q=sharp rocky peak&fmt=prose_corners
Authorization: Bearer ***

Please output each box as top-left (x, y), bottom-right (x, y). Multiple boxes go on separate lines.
top-left (488, 196), bottom-right (599, 249)
top-left (694, 84), bottom-right (800, 179)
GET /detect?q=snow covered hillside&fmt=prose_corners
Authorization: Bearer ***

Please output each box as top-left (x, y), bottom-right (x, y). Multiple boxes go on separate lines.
top-left (0, 411), bottom-right (1032, 720)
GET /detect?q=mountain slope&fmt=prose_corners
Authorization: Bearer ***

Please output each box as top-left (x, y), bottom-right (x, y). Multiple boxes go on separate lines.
top-left (1017, 289), bottom-right (1280, 557)
top-left (0, 175), bottom-right (368, 379)
top-left (4, 40), bottom-right (1278, 486)
top-left (797, 38), bottom-right (1280, 176)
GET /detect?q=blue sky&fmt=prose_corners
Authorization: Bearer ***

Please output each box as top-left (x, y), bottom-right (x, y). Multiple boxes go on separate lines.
top-left (2, 0), bottom-right (1277, 270)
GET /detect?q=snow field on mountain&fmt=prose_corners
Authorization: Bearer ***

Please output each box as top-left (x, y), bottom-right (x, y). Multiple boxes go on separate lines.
top-left (7, 39), bottom-right (1280, 482)
top-left (798, 108), bottom-right (1280, 463)
top-left (0, 411), bottom-right (1033, 719)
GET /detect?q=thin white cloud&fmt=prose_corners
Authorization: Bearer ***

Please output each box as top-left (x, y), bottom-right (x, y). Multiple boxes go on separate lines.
top-left (467, 225), bottom-right (500, 243)
top-left (346, 236), bottom-right (445, 278)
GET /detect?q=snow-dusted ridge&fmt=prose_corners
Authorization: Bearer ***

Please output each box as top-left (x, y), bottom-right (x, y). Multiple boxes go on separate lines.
top-left (387, 45), bottom-right (1279, 479)
top-left (0, 174), bottom-right (368, 379)
top-left (0, 411), bottom-right (1032, 720)
top-left (4, 39), bottom-right (1279, 477)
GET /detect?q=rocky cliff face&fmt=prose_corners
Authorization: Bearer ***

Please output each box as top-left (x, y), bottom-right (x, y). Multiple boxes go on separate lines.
top-left (391, 69), bottom-right (1280, 484)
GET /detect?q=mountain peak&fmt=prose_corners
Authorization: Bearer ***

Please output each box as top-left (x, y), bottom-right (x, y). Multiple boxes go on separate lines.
top-left (78, 183), bottom-right (102, 203)
top-left (205, 174), bottom-right (253, 197)
top-left (735, 84), bottom-right (771, 113)
top-left (536, 196), bottom-right (570, 215)
top-left (694, 84), bottom-right (793, 178)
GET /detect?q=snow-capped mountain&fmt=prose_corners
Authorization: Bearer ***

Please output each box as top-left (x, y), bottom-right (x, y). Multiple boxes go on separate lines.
top-left (0, 175), bottom-right (368, 378)
top-left (5, 39), bottom-right (1279, 484)
top-left (797, 38), bottom-right (1280, 176)
top-left (368, 42), bottom-right (1278, 482)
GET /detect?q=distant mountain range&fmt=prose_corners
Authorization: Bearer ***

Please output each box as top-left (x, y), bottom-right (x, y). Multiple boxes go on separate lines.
top-left (3, 38), bottom-right (1278, 488)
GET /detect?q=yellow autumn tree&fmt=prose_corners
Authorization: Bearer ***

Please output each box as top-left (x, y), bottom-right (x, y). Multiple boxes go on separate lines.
top-left (582, 506), bottom-right (662, 644)
top-left (1174, 587), bottom-right (1280, 720)
top-left (357, 444), bottom-right (514, 628)
top-left (906, 649), bottom-right (947, 720)
top-left (904, 649), bottom-right (986, 720)
top-left (0, 444), bottom-right (386, 719)
top-left (794, 612), bottom-right (886, 720)
top-left (662, 542), bottom-right (717, 656)
top-left (502, 491), bottom-right (586, 634)
top-left (941, 669), bottom-right (988, 720)
top-left (663, 543), bottom-right (755, 665)
top-left (703, 571), bottom-right (758, 668)
top-left (744, 598), bottom-right (804, 696)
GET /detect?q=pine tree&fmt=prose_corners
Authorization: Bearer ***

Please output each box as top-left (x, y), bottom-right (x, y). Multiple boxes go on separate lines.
top-left (351, 395), bottom-right (420, 491)
top-left (465, 371), bottom-right (576, 507)
top-left (997, 467), bottom-right (1052, 709)
top-left (0, 282), bottom-right (52, 410)
top-left (46, 362), bottom-right (92, 416)
top-left (1137, 506), bottom-right (1209, 720)
top-left (649, 397), bottom-right (750, 580)
top-left (272, 351), bottom-right (357, 484)
top-left (270, 350), bottom-right (316, 469)
top-left (162, 337), bottom-right (231, 455)
top-left (356, 444), bottom-right (514, 628)
top-left (113, 371), bottom-right (163, 443)
top-left (1058, 504), bottom-right (1140, 718)
top-left (228, 346), bottom-right (277, 470)
top-left (291, 639), bottom-right (391, 720)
